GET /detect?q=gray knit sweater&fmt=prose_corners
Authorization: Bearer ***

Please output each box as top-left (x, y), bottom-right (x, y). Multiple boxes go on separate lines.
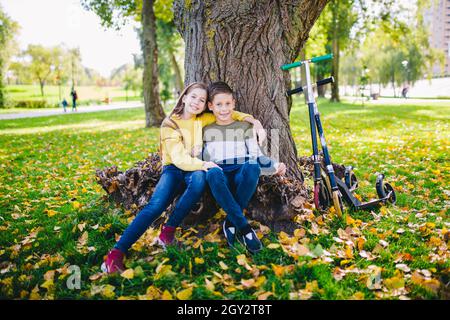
top-left (202, 121), bottom-right (278, 175)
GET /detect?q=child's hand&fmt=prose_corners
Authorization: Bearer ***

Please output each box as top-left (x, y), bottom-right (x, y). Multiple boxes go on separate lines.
top-left (191, 145), bottom-right (202, 157)
top-left (202, 161), bottom-right (221, 172)
top-left (274, 162), bottom-right (287, 176)
top-left (252, 120), bottom-right (267, 146)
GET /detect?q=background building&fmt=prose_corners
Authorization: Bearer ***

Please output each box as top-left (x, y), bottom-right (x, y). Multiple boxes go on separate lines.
top-left (424, 0), bottom-right (450, 76)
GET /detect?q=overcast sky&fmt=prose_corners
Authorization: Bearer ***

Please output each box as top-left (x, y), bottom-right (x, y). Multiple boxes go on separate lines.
top-left (0, 0), bottom-right (141, 77)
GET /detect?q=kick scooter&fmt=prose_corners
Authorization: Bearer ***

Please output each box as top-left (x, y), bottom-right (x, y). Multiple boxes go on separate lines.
top-left (281, 54), bottom-right (396, 217)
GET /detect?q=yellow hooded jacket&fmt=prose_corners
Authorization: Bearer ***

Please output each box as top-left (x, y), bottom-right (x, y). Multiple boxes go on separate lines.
top-left (160, 111), bottom-right (252, 171)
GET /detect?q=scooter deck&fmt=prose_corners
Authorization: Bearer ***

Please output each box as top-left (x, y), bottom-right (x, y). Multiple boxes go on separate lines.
top-left (335, 179), bottom-right (391, 211)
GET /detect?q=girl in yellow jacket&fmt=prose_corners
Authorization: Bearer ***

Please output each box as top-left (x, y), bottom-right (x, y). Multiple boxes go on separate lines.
top-left (102, 82), bottom-right (264, 273)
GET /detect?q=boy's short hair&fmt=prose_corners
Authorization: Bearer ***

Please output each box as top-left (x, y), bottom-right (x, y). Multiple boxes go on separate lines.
top-left (208, 81), bottom-right (235, 102)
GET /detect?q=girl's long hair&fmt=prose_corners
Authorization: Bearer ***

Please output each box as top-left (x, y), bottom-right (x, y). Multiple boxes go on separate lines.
top-left (159, 82), bottom-right (208, 155)
top-left (165, 82), bottom-right (208, 121)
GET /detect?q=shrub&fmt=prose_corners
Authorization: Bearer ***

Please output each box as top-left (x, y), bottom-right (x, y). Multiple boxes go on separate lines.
top-left (9, 100), bottom-right (59, 109)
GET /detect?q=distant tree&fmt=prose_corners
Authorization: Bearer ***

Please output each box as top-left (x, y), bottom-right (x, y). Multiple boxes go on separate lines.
top-left (358, 1), bottom-right (445, 97)
top-left (7, 61), bottom-right (29, 84)
top-left (327, 0), bottom-right (357, 102)
top-left (0, 5), bottom-right (19, 107)
top-left (121, 66), bottom-right (142, 101)
top-left (308, 0), bottom-right (398, 102)
top-left (81, 67), bottom-right (107, 86)
top-left (303, 10), bottom-right (332, 97)
top-left (340, 49), bottom-right (363, 96)
top-left (154, 0), bottom-right (183, 95)
top-left (51, 46), bottom-right (71, 101)
top-left (68, 47), bottom-right (83, 88)
top-left (22, 45), bottom-right (57, 97)
top-left (82, 0), bottom-right (166, 127)
top-left (156, 20), bottom-right (183, 95)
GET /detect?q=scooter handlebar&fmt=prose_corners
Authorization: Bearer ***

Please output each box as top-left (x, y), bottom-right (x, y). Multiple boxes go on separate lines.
top-left (286, 76), bottom-right (334, 96)
top-left (316, 76), bottom-right (334, 87)
top-left (281, 54), bottom-right (333, 71)
top-left (311, 53), bottom-right (334, 63)
top-left (280, 61), bottom-right (302, 71)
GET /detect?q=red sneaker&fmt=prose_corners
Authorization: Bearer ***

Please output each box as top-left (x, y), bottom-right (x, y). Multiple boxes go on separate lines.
top-left (157, 225), bottom-right (176, 247)
top-left (101, 248), bottom-right (125, 274)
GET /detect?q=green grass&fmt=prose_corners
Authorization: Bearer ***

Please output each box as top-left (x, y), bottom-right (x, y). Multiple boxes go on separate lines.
top-left (0, 98), bottom-right (449, 300)
top-left (4, 84), bottom-right (141, 107)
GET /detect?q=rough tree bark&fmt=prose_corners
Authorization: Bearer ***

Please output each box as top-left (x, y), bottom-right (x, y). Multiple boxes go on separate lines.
top-left (173, 0), bottom-right (329, 180)
top-left (142, 0), bottom-right (166, 127)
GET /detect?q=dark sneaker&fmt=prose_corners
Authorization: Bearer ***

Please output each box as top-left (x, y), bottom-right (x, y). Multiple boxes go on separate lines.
top-left (223, 219), bottom-right (238, 247)
top-left (101, 248), bottom-right (125, 274)
top-left (238, 228), bottom-right (263, 254)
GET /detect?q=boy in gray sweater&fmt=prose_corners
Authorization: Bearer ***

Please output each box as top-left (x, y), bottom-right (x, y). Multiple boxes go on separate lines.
top-left (203, 81), bottom-right (286, 254)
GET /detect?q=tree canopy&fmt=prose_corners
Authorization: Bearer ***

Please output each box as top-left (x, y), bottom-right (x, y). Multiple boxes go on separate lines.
top-left (0, 4), bottom-right (20, 106)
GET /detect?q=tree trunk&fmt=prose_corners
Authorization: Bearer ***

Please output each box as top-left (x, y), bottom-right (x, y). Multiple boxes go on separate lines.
top-left (391, 70), bottom-right (396, 97)
top-left (299, 49), bottom-right (308, 104)
top-left (330, 0), bottom-right (340, 102)
top-left (142, 0), bottom-right (166, 127)
top-left (317, 71), bottom-right (326, 97)
top-left (0, 60), bottom-right (4, 107)
top-left (0, 89), bottom-right (3, 108)
top-left (169, 50), bottom-right (183, 96)
top-left (173, 0), bottom-right (329, 180)
top-left (39, 80), bottom-right (45, 97)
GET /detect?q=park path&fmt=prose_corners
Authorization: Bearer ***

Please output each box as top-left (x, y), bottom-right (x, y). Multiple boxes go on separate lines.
top-left (0, 101), bottom-right (143, 120)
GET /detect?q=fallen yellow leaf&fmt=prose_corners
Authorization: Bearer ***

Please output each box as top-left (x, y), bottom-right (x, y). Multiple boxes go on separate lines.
top-left (241, 278), bottom-right (255, 288)
top-left (40, 279), bottom-right (54, 290)
top-left (219, 261), bottom-right (228, 270)
top-left (121, 268), bottom-right (134, 279)
top-left (257, 291), bottom-right (273, 300)
top-left (350, 291), bottom-right (365, 300)
top-left (161, 290), bottom-right (173, 300)
top-left (194, 257), bottom-right (204, 264)
top-left (72, 201), bottom-right (81, 209)
top-left (205, 278), bottom-right (215, 292)
top-left (176, 287), bottom-right (193, 300)
top-left (29, 286), bottom-right (41, 300)
top-left (384, 276), bottom-right (405, 290)
top-left (254, 276), bottom-right (266, 288)
top-left (102, 285), bottom-right (116, 298)
top-left (46, 209), bottom-right (58, 217)
top-left (146, 285), bottom-right (161, 298)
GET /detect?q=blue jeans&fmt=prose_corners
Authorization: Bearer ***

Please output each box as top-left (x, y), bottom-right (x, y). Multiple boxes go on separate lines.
top-left (206, 161), bottom-right (261, 230)
top-left (115, 165), bottom-right (206, 253)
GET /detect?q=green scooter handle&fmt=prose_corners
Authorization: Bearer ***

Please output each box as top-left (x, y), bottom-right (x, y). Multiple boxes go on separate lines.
top-left (280, 61), bottom-right (302, 71)
top-left (281, 53), bottom-right (333, 71)
top-left (311, 53), bottom-right (333, 63)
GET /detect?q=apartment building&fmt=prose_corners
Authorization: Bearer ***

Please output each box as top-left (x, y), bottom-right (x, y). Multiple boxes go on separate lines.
top-left (424, 0), bottom-right (450, 75)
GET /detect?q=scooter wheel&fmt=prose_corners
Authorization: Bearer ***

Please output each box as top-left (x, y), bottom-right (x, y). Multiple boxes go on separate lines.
top-left (349, 172), bottom-right (358, 191)
top-left (314, 183), bottom-right (320, 210)
top-left (376, 174), bottom-right (385, 198)
top-left (345, 168), bottom-right (358, 190)
top-left (315, 181), bottom-right (332, 211)
top-left (376, 179), bottom-right (397, 205)
top-left (383, 182), bottom-right (397, 204)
